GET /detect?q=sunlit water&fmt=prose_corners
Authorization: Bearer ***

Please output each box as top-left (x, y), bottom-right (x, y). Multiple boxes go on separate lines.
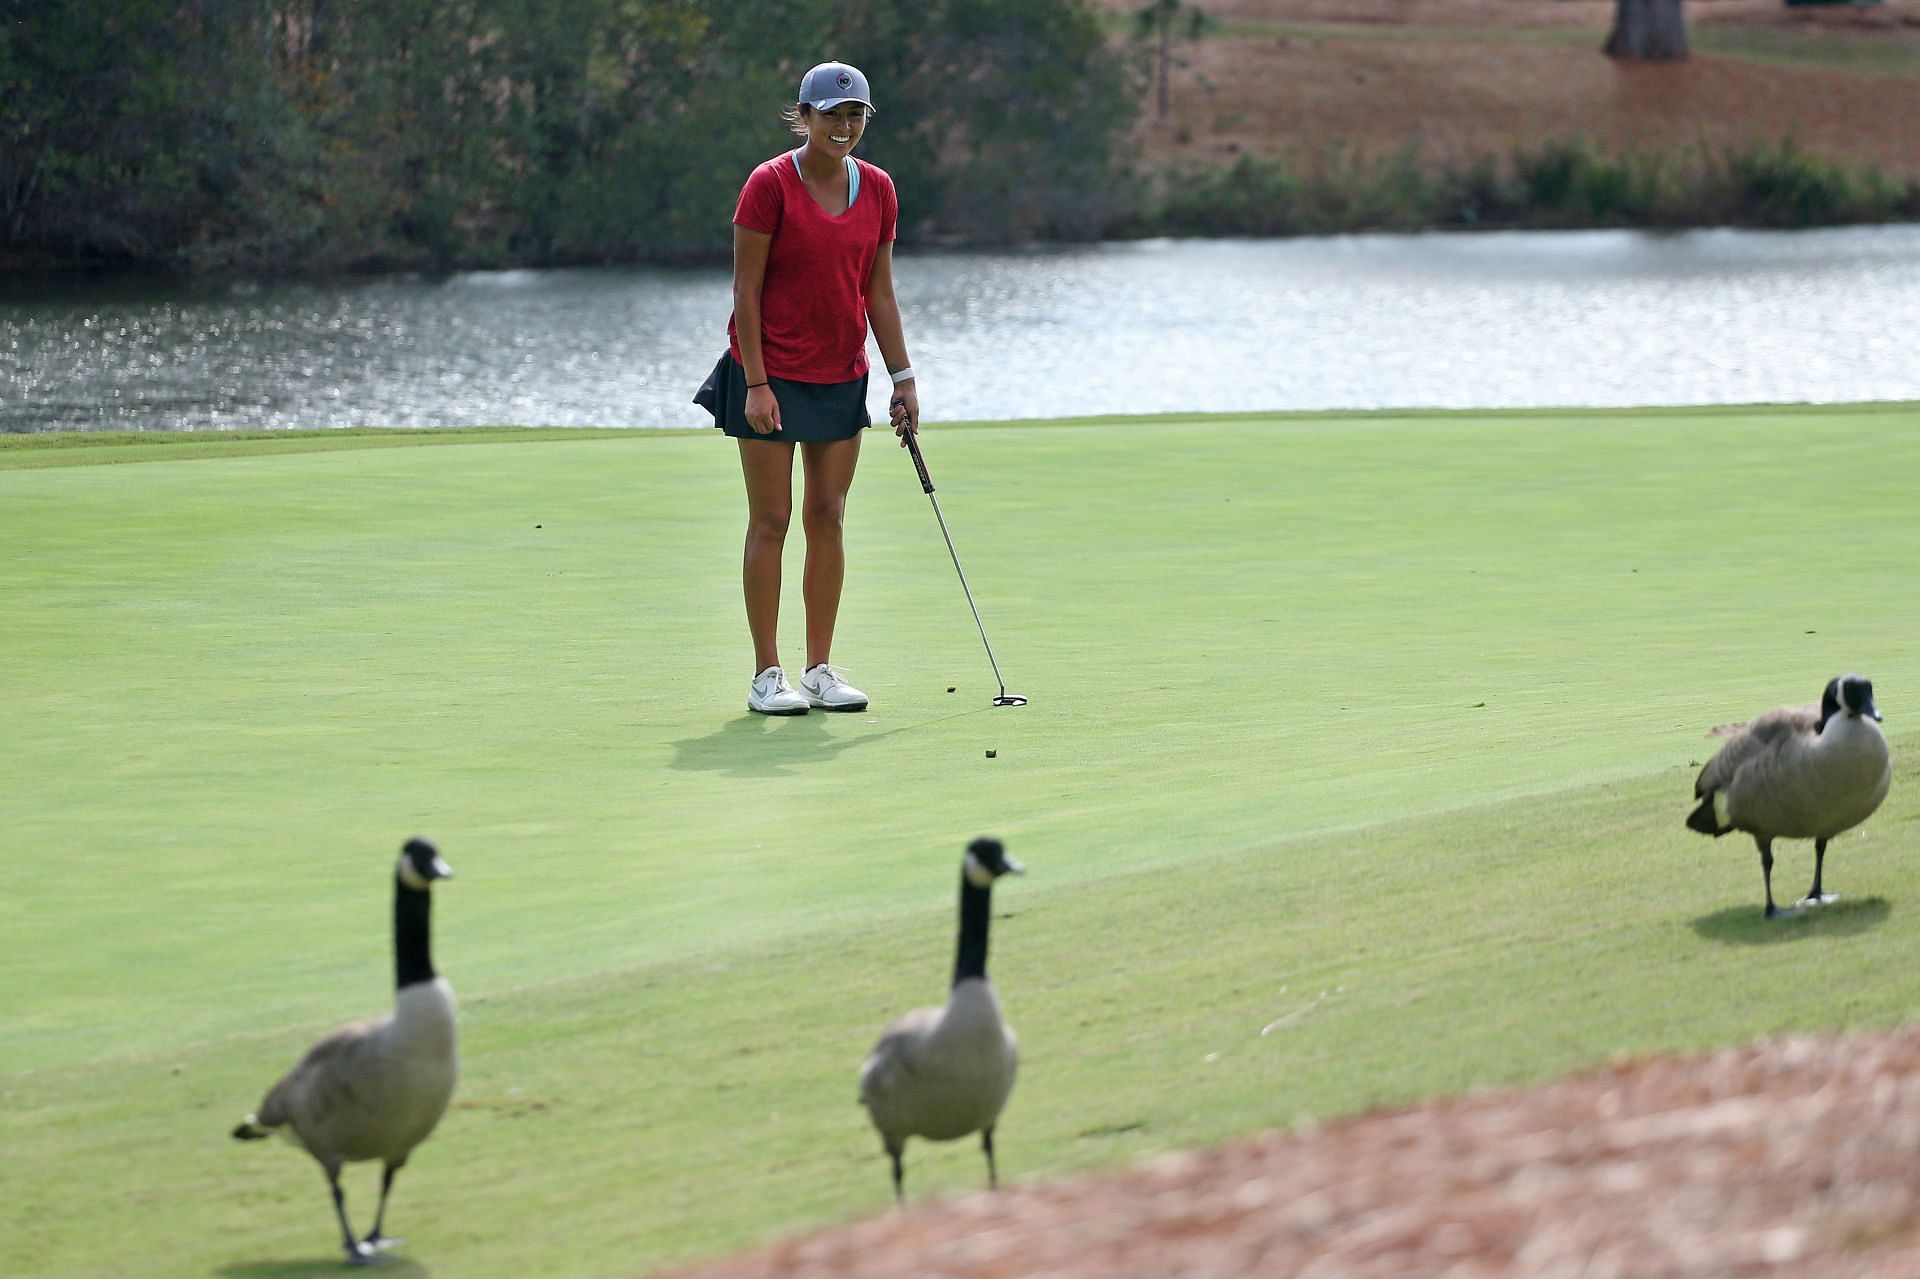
top-left (3, 225), bottom-right (1917, 432)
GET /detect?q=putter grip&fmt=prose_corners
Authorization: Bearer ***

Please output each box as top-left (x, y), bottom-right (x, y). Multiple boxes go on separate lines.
top-left (905, 433), bottom-right (935, 494)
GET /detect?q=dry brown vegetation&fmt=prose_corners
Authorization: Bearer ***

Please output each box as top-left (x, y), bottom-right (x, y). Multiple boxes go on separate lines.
top-left (660, 1027), bottom-right (1920, 1278)
top-left (1100, 0), bottom-right (1920, 178)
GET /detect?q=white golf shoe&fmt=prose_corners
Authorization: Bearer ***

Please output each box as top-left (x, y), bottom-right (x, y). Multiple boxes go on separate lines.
top-left (748, 665), bottom-right (810, 716)
top-left (799, 663), bottom-right (868, 712)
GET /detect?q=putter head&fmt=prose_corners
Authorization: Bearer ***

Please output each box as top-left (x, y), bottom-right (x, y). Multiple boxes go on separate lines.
top-left (992, 694), bottom-right (1028, 707)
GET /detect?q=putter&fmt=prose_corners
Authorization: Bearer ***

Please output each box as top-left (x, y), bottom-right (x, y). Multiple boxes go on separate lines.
top-left (902, 430), bottom-right (1026, 707)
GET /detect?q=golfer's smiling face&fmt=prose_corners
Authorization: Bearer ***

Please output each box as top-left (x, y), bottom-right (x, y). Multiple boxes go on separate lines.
top-left (806, 103), bottom-right (868, 157)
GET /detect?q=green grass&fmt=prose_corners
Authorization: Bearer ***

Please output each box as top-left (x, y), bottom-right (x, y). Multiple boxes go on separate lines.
top-left (4, 404), bottom-right (1920, 1278)
top-left (1691, 24), bottom-right (1920, 81)
top-left (0, 425), bottom-right (654, 469)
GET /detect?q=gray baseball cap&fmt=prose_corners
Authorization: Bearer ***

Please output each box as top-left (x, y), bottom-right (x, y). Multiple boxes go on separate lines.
top-left (798, 61), bottom-right (875, 114)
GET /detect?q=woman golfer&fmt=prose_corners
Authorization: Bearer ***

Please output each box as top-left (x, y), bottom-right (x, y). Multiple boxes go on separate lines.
top-left (695, 59), bottom-right (919, 716)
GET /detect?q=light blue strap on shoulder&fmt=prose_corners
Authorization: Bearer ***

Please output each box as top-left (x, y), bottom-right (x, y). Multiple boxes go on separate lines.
top-left (788, 150), bottom-right (860, 209)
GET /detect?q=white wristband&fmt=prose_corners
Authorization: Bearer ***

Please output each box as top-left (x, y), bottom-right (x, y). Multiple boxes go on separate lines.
top-left (889, 366), bottom-right (915, 384)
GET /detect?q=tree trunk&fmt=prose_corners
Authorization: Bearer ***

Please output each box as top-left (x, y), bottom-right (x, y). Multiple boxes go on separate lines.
top-left (1604, 0), bottom-right (1689, 62)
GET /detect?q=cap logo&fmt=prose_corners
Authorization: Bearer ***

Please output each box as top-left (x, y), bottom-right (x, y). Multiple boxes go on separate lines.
top-left (835, 70), bottom-right (853, 90)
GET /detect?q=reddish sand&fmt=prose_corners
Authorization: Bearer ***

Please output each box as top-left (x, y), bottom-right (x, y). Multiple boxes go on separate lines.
top-left (658, 1027), bottom-right (1920, 1278)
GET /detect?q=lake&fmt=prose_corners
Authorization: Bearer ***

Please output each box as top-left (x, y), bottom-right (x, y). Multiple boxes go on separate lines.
top-left (3, 225), bottom-right (1917, 433)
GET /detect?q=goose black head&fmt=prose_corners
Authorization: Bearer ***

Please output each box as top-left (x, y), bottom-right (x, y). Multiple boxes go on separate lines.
top-left (963, 836), bottom-right (1025, 888)
top-left (1840, 674), bottom-right (1882, 722)
top-left (1819, 674), bottom-right (1882, 731)
top-left (397, 837), bottom-right (454, 891)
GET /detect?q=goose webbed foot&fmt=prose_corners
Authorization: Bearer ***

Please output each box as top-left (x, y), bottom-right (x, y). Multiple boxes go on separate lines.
top-left (343, 1240), bottom-right (379, 1267)
top-left (1797, 892), bottom-right (1840, 909)
top-left (1763, 901), bottom-right (1800, 920)
top-left (361, 1232), bottom-right (404, 1253)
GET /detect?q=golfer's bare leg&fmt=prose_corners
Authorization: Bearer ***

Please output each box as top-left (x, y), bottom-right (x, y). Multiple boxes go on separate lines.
top-left (799, 434), bottom-right (861, 670)
top-left (738, 439), bottom-right (796, 672)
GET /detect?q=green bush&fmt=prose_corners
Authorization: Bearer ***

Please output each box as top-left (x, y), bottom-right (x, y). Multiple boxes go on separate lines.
top-left (1128, 137), bottom-right (1920, 240)
top-left (1719, 138), bottom-right (1910, 227)
top-left (2, 0), bottom-right (1137, 273)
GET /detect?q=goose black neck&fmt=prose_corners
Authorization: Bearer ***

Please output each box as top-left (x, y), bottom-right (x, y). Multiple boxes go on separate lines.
top-left (952, 873), bottom-right (993, 987)
top-left (394, 875), bottom-right (437, 989)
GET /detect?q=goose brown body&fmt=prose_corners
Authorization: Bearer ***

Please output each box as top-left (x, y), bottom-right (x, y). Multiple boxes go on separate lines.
top-left (860, 981), bottom-right (1019, 1146)
top-left (1688, 677), bottom-right (1889, 917)
top-left (251, 979), bottom-right (459, 1169)
top-left (1695, 704), bottom-right (1889, 842)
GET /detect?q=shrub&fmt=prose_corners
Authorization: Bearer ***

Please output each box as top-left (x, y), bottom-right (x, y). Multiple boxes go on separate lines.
top-left (1127, 138), bottom-right (1920, 240)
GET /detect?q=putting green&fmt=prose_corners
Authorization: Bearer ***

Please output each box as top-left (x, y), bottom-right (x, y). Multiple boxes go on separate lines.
top-left (3, 405), bottom-right (1917, 1278)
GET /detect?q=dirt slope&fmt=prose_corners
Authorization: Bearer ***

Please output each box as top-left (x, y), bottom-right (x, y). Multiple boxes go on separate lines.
top-left (657, 1026), bottom-right (1920, 1278)
top-left (1104, 0), bottom-right (1920, 177)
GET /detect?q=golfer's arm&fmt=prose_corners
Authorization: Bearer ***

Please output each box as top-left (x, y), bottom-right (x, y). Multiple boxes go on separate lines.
top-left (732, 225), bottom-right (773, 383)
top-left (866, 243), bottom-right (912, 380)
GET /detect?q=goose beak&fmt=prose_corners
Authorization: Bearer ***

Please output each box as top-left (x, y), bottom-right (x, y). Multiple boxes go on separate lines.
top-left (1862, 700), bottom-right (1883, 722)
top-left (430, 856), bottom-right (454, 880)
top-left (1002, 855), bottom-right (1026, 876)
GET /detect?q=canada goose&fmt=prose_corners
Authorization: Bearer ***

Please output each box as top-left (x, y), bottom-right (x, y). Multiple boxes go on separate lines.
top-left (859, 836), bottom-right (1024, 1202)
top-left (232, 838), bottom-right (458, 1265)
top-left (1687, 675), bottom-right (1890, 918)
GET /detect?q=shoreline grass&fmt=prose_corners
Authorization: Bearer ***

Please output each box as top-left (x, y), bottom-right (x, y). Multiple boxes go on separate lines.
top-left (4, 405), bottom-right (1918, 1277)
top-left (1132, 138), bottom-right (1920, 239)
top-left (7, 398), bottom-right (1919, 470)
top-left (0, 425), bottom-right (673, 470)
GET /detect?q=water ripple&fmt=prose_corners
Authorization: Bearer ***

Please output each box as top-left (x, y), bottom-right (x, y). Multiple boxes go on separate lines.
top-left (2, 225), bottom-right (1917, 432)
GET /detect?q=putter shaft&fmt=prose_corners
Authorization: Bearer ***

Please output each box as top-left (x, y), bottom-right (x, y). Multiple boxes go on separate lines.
top-left (905, 432), bottom-right (1020, 704)
top-left (924, 488), bottom-right (1011, 698)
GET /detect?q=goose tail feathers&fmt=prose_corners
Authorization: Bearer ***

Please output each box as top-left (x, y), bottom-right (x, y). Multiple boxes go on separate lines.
top-left (231, 1115), bottom-right (272, 1141)
top-left (1686, 794), bottom-right (1730, 837)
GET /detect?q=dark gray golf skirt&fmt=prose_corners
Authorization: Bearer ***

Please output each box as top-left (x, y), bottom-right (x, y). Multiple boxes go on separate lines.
top-left (694, 352), bottom-right (869, 443)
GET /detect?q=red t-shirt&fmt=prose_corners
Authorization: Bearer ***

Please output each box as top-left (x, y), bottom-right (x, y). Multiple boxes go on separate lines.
top-left (729, 153), bottom-right (898, 384)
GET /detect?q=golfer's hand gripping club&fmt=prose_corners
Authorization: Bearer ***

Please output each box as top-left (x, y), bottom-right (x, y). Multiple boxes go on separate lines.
top-left (889, 381), bottom-right (919, 441)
